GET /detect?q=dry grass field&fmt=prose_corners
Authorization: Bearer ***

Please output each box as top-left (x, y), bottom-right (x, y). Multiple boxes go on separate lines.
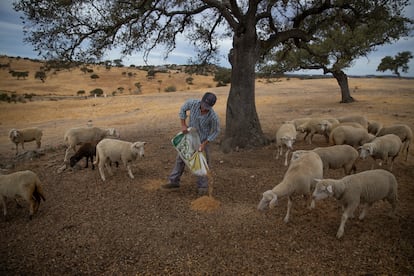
top-left (0, 56), bottom-right (414, 274)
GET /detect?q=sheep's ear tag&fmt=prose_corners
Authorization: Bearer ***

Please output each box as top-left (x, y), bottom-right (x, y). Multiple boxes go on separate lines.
top-left (327, 185), bottom-right (333, 194)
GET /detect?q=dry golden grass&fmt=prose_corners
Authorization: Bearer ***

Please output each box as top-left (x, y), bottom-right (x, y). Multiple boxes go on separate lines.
top-left (0, 56), bottom-right (215, 96)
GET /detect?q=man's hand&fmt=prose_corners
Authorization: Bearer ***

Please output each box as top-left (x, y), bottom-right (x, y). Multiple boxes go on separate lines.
top-left (181, 125), bottom-right (189, 134)
top-left (198, 141), bottom-right (208, 152)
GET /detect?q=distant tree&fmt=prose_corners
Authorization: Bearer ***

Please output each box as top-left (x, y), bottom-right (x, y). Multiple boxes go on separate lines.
top-left (262, 5), bottom-right (412, 103)
top-left (134, 82), bottom-right (142, 94)
top-left (90, 88), bottom-right (103, 97)
top-left (214, 68), bottom-right (231, 86)
top-left (377, 51), bottom-right (413, 78)
top-left (113, 59), bottom-right (123, 67)
top-left (164, 85), bottom-right (176, 92)
top-left (9, 70), bottom-right (29, 80)
top-left (147, 70), bottom-right (156, 79)
top-left (77, 90), bottom-right (85, 96)
top-left (90, 74), bottom-right (100, 81)
top-left (35, 71), bottom-right (46, 82)
top-left (185, 77), bottom-right (194, 85)
top-left (80, 66), bottom-right (89, 74)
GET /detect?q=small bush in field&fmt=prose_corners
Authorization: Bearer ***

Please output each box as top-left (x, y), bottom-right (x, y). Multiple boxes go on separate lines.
top-left (164, 86), bottom-right (176, 92)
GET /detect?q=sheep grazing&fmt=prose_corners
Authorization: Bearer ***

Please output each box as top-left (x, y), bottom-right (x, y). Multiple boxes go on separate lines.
top-left (337, 115), bottom-right (368, 129)
top-left (312, 169), bottom-right (398, 239)
top-left (359, 134), bottom-right (402, 171)
top-left (284, 117), bottom-right (311, 130)
top-left (367, 120), bottom-right (383, 136)
top-left (63, 127), bottom-right (120, 163)
top-left (329, 125), bottom-right (375, 148)
top-left (70, 142), bottom-right (97, 169)
top-left (326, 121), bottom-right (365, 137)
top-left (376, 124), bottom-right (412, 161)
top-left (312, 145), bottom-right (359, 175)
top-left (9, 127), bottom-right (43, 155)
top-left (258, 151), bottom-right (323, 223)
top-left (297, 118), bottom-right (339, 144)
top-left (275, 122), bottom-right (297, 166)
top-left (0, 170), bottom-right (46, 220)
top-left (94, 138), bottom-right (147, 181)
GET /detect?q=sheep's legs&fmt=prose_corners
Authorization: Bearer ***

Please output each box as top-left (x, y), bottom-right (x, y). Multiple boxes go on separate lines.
top-left (64, 146), bottom-right (76, 163)
top-left (126, 164), bottom-right (134, 179)
top-left (104, 161), bottom-right (113, 176)
top-left (28, 198), bottom-right (36, 220)
top-left (98, 163), bottom-right (106, 181)
top-left (337, 203), bottom-right (358, 239)
top-left (358, 203), bottom-right (371, 220)
top-left (284, 197), bottom-right (292, 223)
top-left (284, 149), bottom-right (290, 166)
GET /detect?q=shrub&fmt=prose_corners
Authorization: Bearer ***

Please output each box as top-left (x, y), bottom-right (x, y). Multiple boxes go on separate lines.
top-left (77, 90), bottom-right (85, 96)
top-left (35, 71), bottom-right (47, 82)
top-left (186, 77), bottom-right (194, 85)
top-left (90, 74), bottom-right (100, 81)
top-left (90, 88), bottom-right (104, 97)
top-left (164, 86), bottom-right (176, 92)
top-left (214, 68), bottom-right (231, 85)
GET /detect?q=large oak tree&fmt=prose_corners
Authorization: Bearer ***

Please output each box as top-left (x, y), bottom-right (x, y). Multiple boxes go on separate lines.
top-left (14, 0), bottom-right (412, 149)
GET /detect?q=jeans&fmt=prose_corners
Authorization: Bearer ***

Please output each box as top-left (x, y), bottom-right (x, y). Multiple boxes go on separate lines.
top-left (168, 145), bottom-right (210, 189)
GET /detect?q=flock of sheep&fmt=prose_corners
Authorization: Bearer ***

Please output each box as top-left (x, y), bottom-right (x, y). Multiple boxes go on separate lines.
top-left (2, 125), bottom-right (145, 220)
top-left (1, 114), bottom-right (412, 239)
top-left (259, 115), bottom-right (412, 238)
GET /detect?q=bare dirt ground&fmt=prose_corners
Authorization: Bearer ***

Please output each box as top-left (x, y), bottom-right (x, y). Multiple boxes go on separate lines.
top-left (0, 77), bottom-right (414, 274)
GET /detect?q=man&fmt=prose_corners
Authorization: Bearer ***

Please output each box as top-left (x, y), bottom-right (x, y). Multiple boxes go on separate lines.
top-left (162, 92), bottom-right (220, 195)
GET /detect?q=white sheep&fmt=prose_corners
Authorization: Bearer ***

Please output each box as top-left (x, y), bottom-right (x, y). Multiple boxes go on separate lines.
top-left (94, 138), bottom-right (146, 181)
top-left (326, 121), bottom-right (365, 137)
top-left (284, 117), bottom-right (311, 130)
top-left (337, 115), bottom-right (368, 129)
top-left (9, 127), bottom-right (43, 155)
top-left (257, 151), bottom-right (323, 223)
top-left (329, 125), bottom-right (375, 148)
top-left (63, 127), bottom-right (120, 163)
top-left (376, 124), bottom-right (412, 161)
top-left (367, 120), bottom-right (383, 135)
top-left (312, 145), bottom-right (359, 175)
top-left (275, 122), bottom-right (297, 166)
top-left (359, 134), bottom-right (402, 171)
top-left (297, 118), bottom-right (339, 144)
top-left (0, 170), bottom-right (46, 220)
top-left (312, 169), bottom-right (398, 239)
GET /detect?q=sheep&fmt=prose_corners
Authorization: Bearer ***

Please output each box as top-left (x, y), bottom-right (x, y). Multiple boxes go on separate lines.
top-left (312, 145), bottom-right (359, 175)
top-left (337, 115), bottom-right (368, 129)
top-left (312, 169), bottom-right (398, 239)
top-left (329, 125), bottom-right (375, 148)
top-left (9, 127), bottom-right (43, 155)
top-left (63, 127), bottom-right (120, 163)
top-left (257, 151), bottom-right (323, 223)
top-left (297, 118), bottom-right (339, 144)
top-left (359, 134), bottom-right (402, 171)
top-left (69, 142), bottom-right (97, 169)
top-left (376, 124), bottom-right (412, 161)
top-left (0, 170), bottom-right (46, 220)
top-left (284, 117), bottom-right (311, 130)
top-left (275, 122), bottom-right (297, 166)
top-left (326, 121), bottom-right (365, 137)
top-left (94, 138), bottom-right (146, 181)
top-left (367, 120), bottom-right (383, 135)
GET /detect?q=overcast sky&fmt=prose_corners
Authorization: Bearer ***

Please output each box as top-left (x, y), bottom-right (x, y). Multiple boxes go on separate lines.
top-left (0, 0), bottom-right (413, 77)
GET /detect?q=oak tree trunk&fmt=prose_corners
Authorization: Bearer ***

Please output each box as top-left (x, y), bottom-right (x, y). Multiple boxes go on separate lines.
top-left (332, 70), bottom-right (355, 103)
top-left (221, 28), bottom-right (268, 152)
